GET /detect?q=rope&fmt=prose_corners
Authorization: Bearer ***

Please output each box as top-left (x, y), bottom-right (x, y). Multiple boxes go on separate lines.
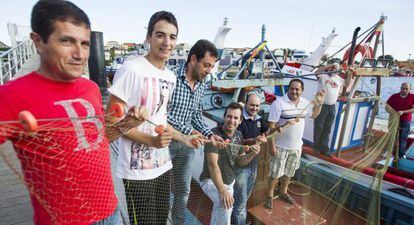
top-left (287, 180), bottom-right (311, 196)
top-left (321, 20), bottom-right (381, 65)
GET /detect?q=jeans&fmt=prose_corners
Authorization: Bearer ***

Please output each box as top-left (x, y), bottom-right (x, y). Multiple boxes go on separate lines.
top-left (201, 179), bottom-right (235, 225)
top-left (92, 207), bottom-right (122, 225)
top-left (399, 121), bottom-right (411, 157)
top-left (313, 104), bottom-right (336, 154)
top-left (170, 140), bottom-right (196, 225)
top-left (231, 162), bottom-right (257, 225)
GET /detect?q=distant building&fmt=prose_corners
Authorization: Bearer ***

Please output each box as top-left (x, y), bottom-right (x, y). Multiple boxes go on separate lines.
top-left (176, 43), bottom-right (190, 51)
top-left (122, 42), bottom-right (137, 50)
top-left (395, 60), bottom-right (414, 76)
top-left (104, 41), bottom-right (120, 50)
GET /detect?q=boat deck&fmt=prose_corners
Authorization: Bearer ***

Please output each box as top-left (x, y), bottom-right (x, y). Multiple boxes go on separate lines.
top-left (186, 177), bottom-right (377, 225)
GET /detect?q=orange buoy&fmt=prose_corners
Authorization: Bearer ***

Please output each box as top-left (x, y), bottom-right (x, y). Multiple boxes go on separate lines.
top-left (342, 44), bottom-right (373, 70)
top-left (109, 103), bottom-right (125, 118)
top-left (154, 125), bottom-right (165, 135)
top-left (18, 111), bottom-right (38, 132)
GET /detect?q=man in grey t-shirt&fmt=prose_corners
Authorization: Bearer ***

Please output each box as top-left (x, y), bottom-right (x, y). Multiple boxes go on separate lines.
top-left (200, 102), bottom-right (260, 225)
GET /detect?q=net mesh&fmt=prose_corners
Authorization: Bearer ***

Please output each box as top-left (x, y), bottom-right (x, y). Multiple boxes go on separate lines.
top-left (0, 99), bottom-right (411, 225)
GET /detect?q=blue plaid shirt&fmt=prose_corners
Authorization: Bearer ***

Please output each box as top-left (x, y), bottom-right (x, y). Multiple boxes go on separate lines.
top-left (167, 64), bottom-right (212, 137)
top-left (167, 64), bottom-right (212, 136)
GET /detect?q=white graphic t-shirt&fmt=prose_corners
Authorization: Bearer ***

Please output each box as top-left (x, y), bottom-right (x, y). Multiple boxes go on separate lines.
top-left (108, 56), bottom-right (176, 180)
top-left (317, 74), bottom-right (344, 105)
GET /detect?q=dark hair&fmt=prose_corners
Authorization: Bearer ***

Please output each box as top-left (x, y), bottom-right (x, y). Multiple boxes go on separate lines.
top-left (186, 39), bottom-right (218, 63)
top-left (288, 78), bottom-right (304, 91)
top-left (224, 102), bottom-right (243, 118)
top-left (147, 11), bottom-right (178, 37)
top-left (31, 0), bottom-right (91, 43)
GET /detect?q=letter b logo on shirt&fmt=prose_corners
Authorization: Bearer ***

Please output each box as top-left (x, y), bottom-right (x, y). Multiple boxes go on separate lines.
top-left (55, 99), bottom-right (104, 152)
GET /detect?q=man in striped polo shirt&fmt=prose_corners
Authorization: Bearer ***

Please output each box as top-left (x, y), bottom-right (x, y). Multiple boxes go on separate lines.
top-left (264, 79), bottom-right (323, 208)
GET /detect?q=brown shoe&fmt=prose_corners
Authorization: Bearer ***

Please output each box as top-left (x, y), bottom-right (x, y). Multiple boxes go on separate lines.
top-left (264, 195), bottom-right (273, 209)
top-left (279, 193), bottom-right (295, 204)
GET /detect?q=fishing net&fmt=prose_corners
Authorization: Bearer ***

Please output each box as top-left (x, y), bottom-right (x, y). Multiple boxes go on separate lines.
top-left (0, 109), bottom-right (124, 225)
top-left (0, 93), bottom-right (411, 225)
top-left (294, 105), bottom-right (402, 225)
top-left (200, 100), bottom-right (406, 225)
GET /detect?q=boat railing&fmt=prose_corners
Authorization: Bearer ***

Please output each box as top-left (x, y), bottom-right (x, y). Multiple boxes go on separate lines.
top-left (0, 39), bottom-right (37, 84)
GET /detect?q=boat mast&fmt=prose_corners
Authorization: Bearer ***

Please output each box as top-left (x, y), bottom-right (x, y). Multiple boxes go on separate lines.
top-left (335, 15), bottom-right (389, 157)
top-left (363, 14), bottom-right (386, 153)
top-left (336, 27), bottom-right (361, 157)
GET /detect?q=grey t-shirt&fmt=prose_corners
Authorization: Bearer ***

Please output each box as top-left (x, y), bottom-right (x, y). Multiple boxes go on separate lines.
top-left (199, 126), bottom-right (243, 185)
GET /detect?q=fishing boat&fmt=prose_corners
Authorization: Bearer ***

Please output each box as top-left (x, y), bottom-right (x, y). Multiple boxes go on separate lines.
top-left (190, 15), bottom-right (414, 225)
top-left (102, 16), bottom-right (414, 224)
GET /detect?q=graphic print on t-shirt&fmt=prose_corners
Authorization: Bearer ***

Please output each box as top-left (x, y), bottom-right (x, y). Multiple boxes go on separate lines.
top-left (54, 98), bottom-right (104, 153)
top-left (156, 80), bottom-right (173, 115)
top-left (129, 78), bottom-right (174, 170)
top-left (325, 78), bottom-right (339, 88)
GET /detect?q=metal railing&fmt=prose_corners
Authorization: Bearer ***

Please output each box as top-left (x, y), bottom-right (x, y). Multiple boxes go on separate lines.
top-left (0, 39), bottom-right (37, 84)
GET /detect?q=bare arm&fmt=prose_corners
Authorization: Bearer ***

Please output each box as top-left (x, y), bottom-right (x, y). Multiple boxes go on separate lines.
top-left (267, 122), bottom-right (279, 156)
top-left (206, 152), bottom-right (234, 209)
top-left (168, 124), bottom-right (201, 148)
top-left (311, 91), bottom-right (324, 119)
top-left (106, 94), bottom-right (172, 148)
top-left (105, 107), bottom-right (148, 142)
top-left (242, 137), bottom-right (257, 146)
top-left (311, 104), bottom-right (323, 119)
top-left (385, 104), bottom-right (396, 114)
top-left (235, 144), bottom-right (260, 166)
top-left (400, 104), bottom-right (414, 115)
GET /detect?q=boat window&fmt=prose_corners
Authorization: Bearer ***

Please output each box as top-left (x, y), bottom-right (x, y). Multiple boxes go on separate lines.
top-left (169, 59), bottom-right (177, 66)
top-left (178, 59), bottom-right (186, 65)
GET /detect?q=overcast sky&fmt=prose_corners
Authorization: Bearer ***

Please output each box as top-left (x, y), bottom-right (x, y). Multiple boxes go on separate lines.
top-left (1, 0), bottom-right (412, 60)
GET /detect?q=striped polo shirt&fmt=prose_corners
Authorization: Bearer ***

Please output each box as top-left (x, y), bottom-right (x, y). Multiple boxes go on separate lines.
top-left (268, 94), bottom-right (310, 150)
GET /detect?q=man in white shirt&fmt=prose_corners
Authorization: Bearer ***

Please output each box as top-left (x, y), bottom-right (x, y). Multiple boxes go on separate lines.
top-left (106, 11), bottom-right (197, 224)
top-left (265, 79), bottom-right (322, 208)
top-left (313, 63), bottom-right (346, 157)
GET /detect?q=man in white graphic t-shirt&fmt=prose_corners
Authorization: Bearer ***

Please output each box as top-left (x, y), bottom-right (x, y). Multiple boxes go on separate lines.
top-left (106, 11), bottom-right (198, 225)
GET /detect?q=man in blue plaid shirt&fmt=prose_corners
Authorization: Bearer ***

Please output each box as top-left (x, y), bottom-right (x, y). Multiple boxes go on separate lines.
top-left (168, 39), bottom-right (224, 224)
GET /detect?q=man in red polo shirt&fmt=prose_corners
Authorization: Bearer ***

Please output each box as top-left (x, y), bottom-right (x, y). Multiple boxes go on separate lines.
top-left (0, 1), bottom-right (146, 224)
top-left (386, 82), bottom-right (414, 158)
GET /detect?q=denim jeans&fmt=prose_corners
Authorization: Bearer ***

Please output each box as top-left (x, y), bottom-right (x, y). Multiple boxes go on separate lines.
top-left (313, 104), bottom-right (336, 154)
top-left (170, 140), bottom-right (196, 225)
top-left (231, 162), bottom-right (257, 225)
top-left (399, 121), bottom-right (411, 157)
top-left (201, 179), bottom-right (235, 225)
top-left (92, 207), bottom-right (122, 225)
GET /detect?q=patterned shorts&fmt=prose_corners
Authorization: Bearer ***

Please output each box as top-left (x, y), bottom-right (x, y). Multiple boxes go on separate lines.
top-left (269, 147), bottom-right (302, 179)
